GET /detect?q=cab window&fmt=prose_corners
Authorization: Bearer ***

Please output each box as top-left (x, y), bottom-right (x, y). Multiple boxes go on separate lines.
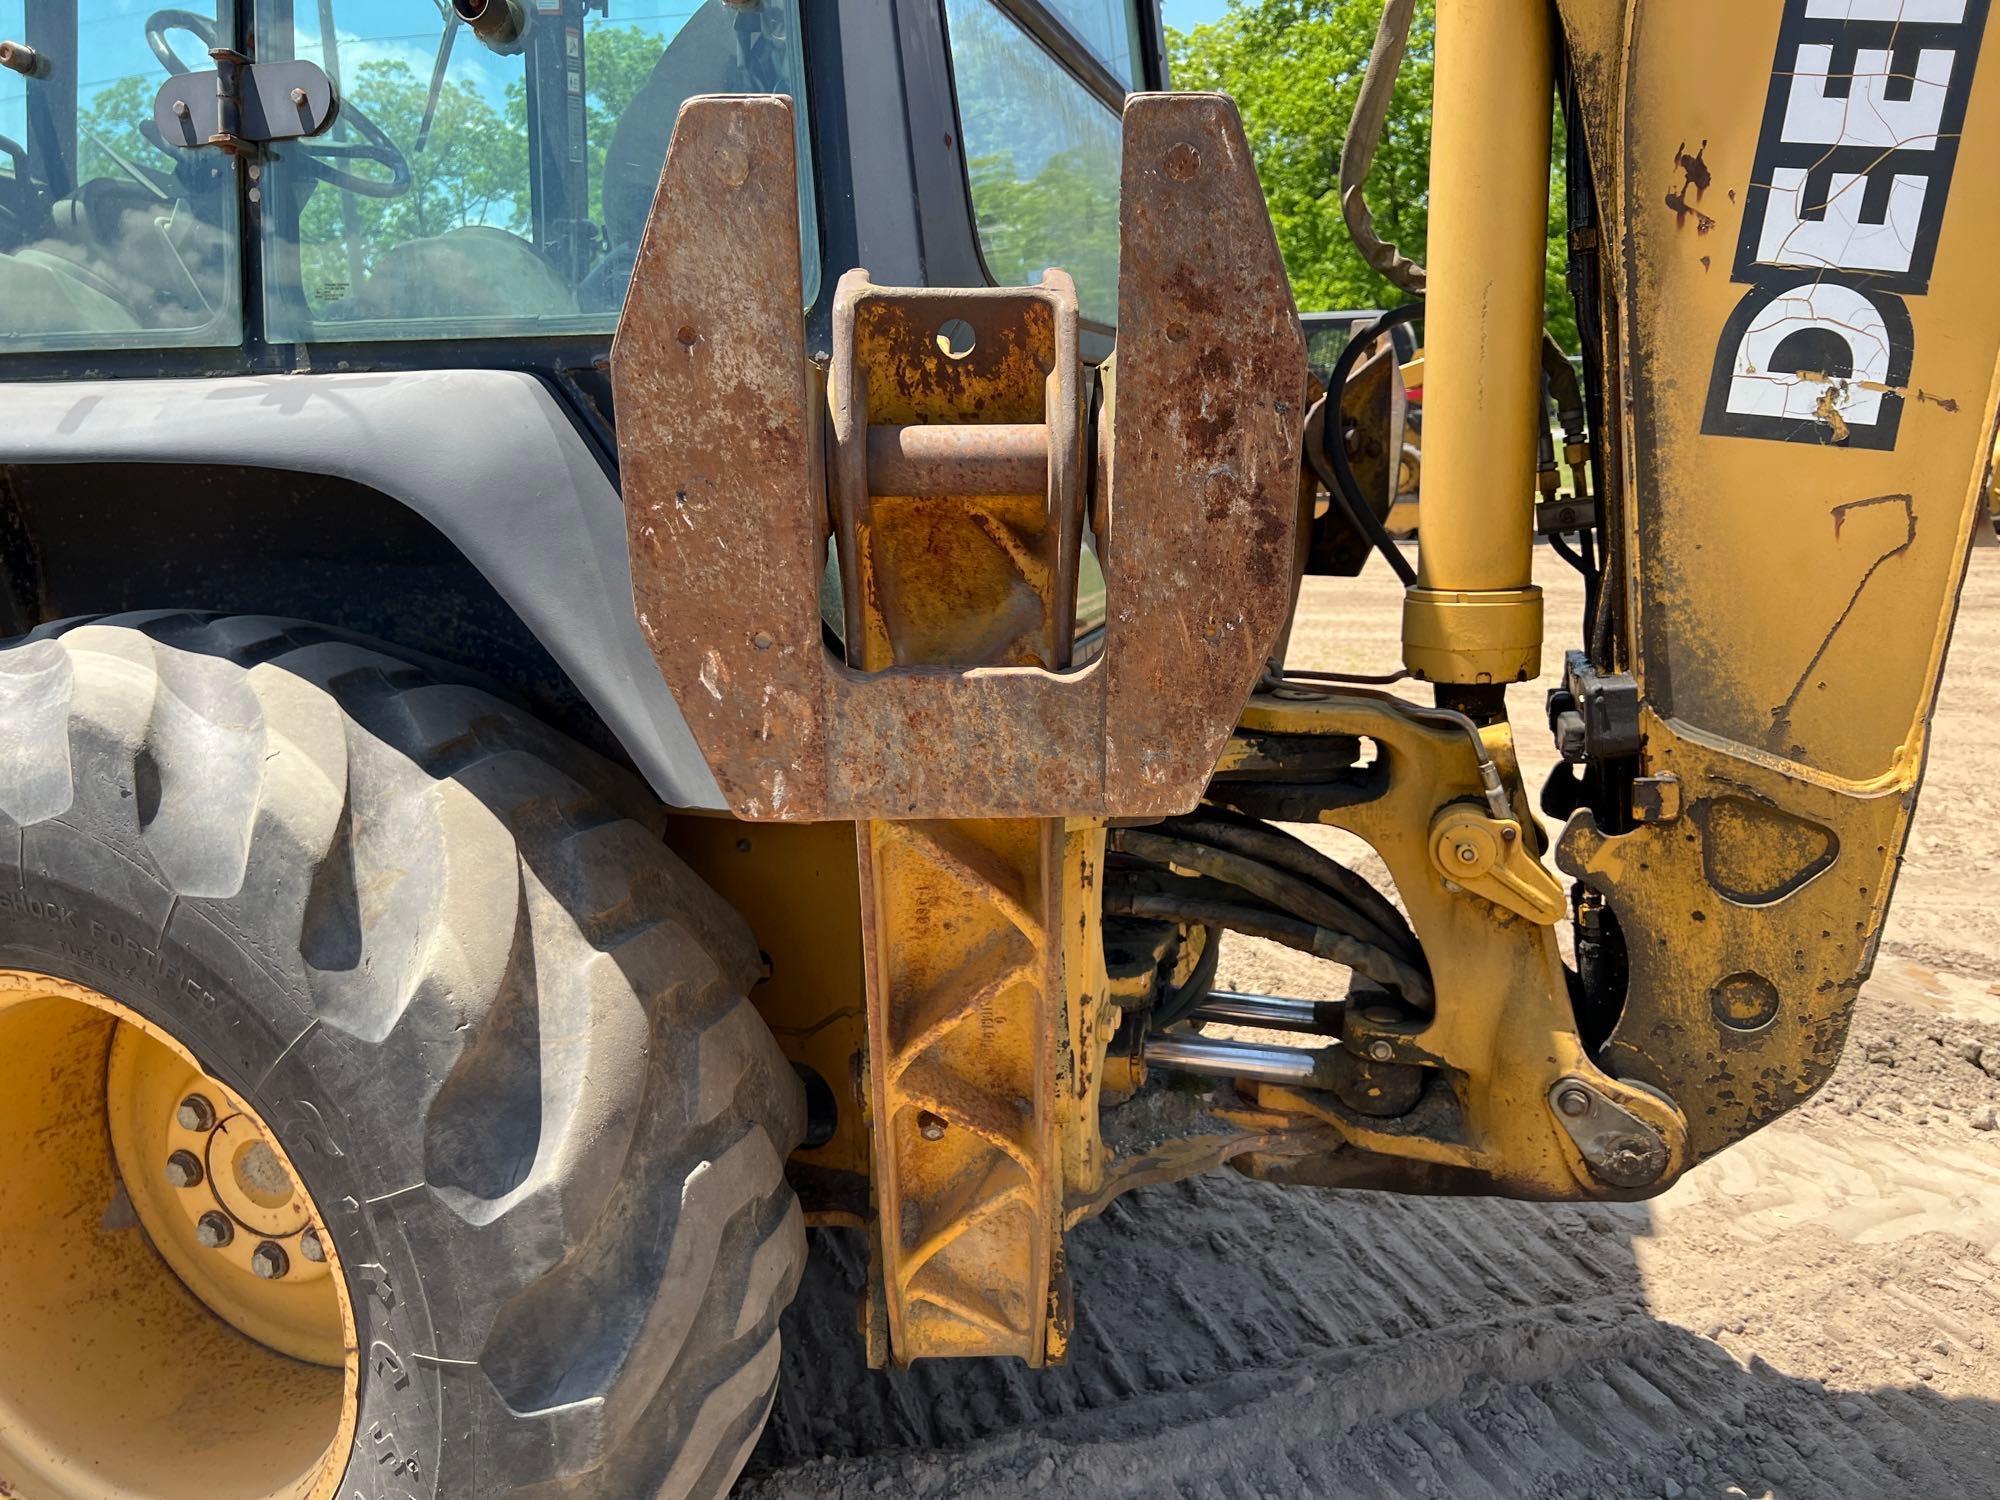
top-left (0, 0), bottom-right (242, 350)
top-left (943, 0), bottom-right (1131, 326)
top-left (256, 0), bottom-right (816, 341)
top-left (1038, 0), bottom-right (1144, 85)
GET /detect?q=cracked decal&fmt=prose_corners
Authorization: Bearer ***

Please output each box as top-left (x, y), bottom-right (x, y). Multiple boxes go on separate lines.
top-left (1703, 0), bottom-right (1989, 448)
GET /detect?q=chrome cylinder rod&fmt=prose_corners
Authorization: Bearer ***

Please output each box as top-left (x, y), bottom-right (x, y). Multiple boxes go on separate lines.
top-left (1145, 1032), bottom-right (1332, 1089)
top-left (1187, 990), bottom-right (1343, 1034)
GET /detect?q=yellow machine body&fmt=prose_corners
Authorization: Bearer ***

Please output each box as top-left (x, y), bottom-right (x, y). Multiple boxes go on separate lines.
top-left (1555, 0), bottom-right (2000, 1147)
top-left (620, 0), bottom-right (2000, 1369)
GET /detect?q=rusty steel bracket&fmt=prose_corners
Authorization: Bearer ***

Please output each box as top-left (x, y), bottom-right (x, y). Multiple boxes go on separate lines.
top-left (615, 90), bottom-right (1303, 1369)
top-left (612, 91), bottom-right (1306, 823)
top-left (154, 50), bottom-right (337, 155)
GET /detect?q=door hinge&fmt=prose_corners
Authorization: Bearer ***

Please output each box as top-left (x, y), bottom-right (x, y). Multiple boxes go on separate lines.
top-left (153, 50), bottom-right (336, 156)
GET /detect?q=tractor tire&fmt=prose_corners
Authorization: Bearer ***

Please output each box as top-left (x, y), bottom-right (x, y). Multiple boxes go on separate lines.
top-left (0, 613), bottom-right (805, 1500)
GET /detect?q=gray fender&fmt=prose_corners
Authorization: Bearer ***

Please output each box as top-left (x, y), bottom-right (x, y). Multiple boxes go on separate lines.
top-left (0, 369), bottom-right (726, 808)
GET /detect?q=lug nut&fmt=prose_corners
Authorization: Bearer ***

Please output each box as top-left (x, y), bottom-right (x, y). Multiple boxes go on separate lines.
top-left (164, 1149), bottom-right (205, 1188)
top-left (917, 1110), bottom-right (948, 1141)
top-left (196, 1211), bottom-right (234, 1249)
top-left (1367, 1040), bottom-right (1396, 1064)
top-left (177, 1093), bottom-right (217, 1132)
top-left (1557, 1085), bottom-right (1593, 1118)
top-left (300, 1228), bottom-right (326, 1264)
top-left (251, 1242), bottom-right (291, 1280)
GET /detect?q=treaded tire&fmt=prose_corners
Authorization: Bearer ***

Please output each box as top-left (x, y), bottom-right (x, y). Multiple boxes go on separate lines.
top-left (0, 613), bottom-right (807, 1500)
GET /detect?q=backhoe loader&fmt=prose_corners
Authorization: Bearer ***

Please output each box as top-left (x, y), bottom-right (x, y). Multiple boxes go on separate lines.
top-left (0, 0), bottom-right (1994, 1496)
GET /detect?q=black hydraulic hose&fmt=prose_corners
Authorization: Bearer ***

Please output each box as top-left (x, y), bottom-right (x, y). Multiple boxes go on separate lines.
top-left (1114, 829), bottom-right (1406, 961)
top-left (1155, 924), bottom-right (1224, 1029)
top-left (1577, 526), bottom-right (1601, 644)
top-left (1159, 814), bottom-right (1423, 966)
top-left (1548, 529), bottom-right (1588, 577)
top-left (1312, 304), bottom-right (1425, 586)
top-left (1106, 891), bottom-right (1434, 1009)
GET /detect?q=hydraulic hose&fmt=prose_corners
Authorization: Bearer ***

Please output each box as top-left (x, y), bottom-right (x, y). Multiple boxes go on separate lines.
top-left (1311, 304), bottom-right (1425, 586)
top-left (1106, 890), bottom-right (1434, 1009)
top-left (1158, 813), bottom-right (1422, 965)
top-left (1114, 828), bottom-right (1408, 961)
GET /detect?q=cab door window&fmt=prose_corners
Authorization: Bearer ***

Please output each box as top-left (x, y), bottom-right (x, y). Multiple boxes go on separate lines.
top-left (0, 0), bottom-right (241, 350)
top-left (254, 0), bottom-right (817, 342)
top-left (943, 0), bottom-right (1128, 326)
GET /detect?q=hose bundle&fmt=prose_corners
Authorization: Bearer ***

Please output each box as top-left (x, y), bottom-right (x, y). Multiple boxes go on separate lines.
top-left (1105, 807), bottom-right (1431, 1026)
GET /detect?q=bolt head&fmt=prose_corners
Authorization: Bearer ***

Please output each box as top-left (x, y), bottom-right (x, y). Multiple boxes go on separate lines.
top-left (916, 1110), bottom-right (948, 1142)
top-left (176, 1093), bottom-right (216, 1132)
top-left (196, 1212), bottom-right (234, 1249)
top-left (300, 1228), bottom-right (326, 1264)
top-left (289, 85), bottom-right (308, 106)
top-left (1557, 1085), bottom-right (1592, 1118)
top-left (1367, 1040), bottom-right (1396, 1064)
top-left (172, 98), bottom-right (190, 118)
top-left (1455, 842), bottom-right (1479, 865)
top-left (251, 1242), bottom-right (290, 1280)
top-left (164, 1149), bottom-right (205, 1189)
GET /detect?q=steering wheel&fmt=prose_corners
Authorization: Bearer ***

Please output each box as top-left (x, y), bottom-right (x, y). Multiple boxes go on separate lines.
top-left (145, 9), bottom-right (413, 198)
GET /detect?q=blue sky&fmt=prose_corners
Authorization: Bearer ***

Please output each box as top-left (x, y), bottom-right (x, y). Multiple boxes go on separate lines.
top-left (0, 0), bottom-right (1231, 149)
top-left (1160, 0), bottom-right (1232, 31)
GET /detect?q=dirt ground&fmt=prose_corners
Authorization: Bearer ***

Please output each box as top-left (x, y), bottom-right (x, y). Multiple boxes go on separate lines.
top-left (736, 540), bottom-right (2000, 1500)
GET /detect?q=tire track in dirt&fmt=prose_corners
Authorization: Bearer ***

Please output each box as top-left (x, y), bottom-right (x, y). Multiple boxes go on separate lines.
top-left (743, 986), bottom-right (2000, 1498)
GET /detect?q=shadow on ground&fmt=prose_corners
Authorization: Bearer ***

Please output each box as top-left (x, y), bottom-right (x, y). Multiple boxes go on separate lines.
top-left (736, 1168), bottom-right (2000, 1499)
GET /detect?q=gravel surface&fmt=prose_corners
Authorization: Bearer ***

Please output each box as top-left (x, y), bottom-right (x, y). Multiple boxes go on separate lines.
top-left (736, 540), bottom-right (2000, 1500)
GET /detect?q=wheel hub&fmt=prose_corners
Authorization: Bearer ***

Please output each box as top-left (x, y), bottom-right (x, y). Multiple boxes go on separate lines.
top-left (0, 968), bottom-right (357, 1500)
top-left (110, 1045), bottom-right (343, 1366)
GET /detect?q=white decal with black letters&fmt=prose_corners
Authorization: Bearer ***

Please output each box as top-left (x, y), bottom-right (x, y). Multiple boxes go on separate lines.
top-left (1703, 0), bottom-right (1988, 449)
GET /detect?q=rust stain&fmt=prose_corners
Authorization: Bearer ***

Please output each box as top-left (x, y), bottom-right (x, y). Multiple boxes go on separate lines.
top-left (1797, 369), bottom-right (1961, 421)
top-left (1811, 385), bottom-right (1851, 444)
top-left (1665, 139), bottom-right (1718, 232)
top-left (611, 93), bottom-right (1305, 822)
top-left (1665, 189), bottom-right (1717, 233)
top-left (1856, 378), bottom-right (1959, 413)
top-left (1674, 139), bottom-right (1712, 194)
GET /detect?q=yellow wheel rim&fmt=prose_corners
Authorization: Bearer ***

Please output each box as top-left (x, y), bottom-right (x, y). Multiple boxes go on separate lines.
top-left (0, 969), bottom-right (359, 1500)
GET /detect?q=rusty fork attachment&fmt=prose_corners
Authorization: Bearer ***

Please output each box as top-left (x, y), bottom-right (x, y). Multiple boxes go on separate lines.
top-left (613, 91), bottom-right (1308, 1366)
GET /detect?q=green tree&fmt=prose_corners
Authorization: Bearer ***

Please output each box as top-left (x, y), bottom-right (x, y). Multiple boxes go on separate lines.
top-left (1169, 0), bottom-right (1576, 350)
top-left (967, 146), bottom-right (1120, 318)
top-left (946, 0), bottom-right (1125, 321)
top-left (584, 22), bottom-right (667, 226)
top-left (297, 58), bottom-right (522, 303)
top-left (77, 74), bottom-right (191, 189)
